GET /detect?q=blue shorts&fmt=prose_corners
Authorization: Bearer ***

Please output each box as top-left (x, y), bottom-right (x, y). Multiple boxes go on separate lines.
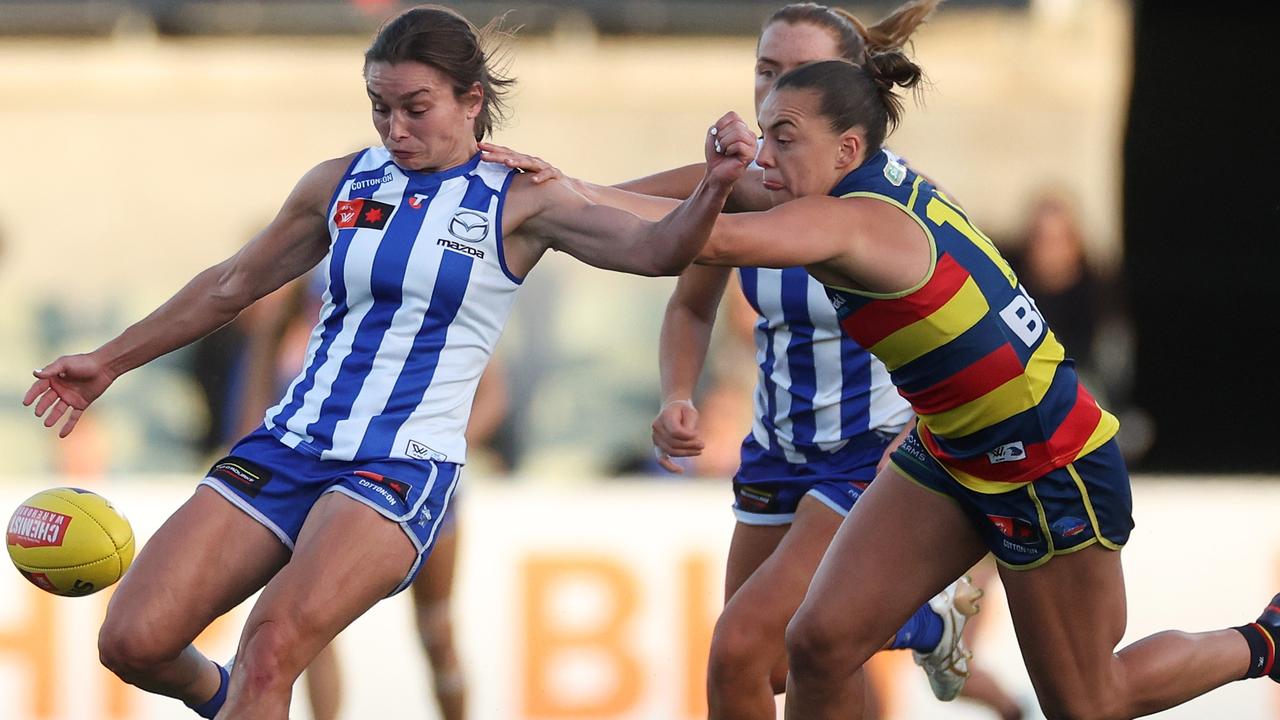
top-left (889, 430), bottom-right (1134, 569)
top-left (731, 432), bottom-right (895, 526)
top-left (200, 426), bottom-right (460, 594)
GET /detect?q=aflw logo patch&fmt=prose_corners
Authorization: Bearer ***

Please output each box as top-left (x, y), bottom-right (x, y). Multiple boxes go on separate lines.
top-left (334, 199), bottom-right (394, 230)
top-left (406, 439), bottom-right (447, 462)
top-left (7, 505), bottom-right (72, 548)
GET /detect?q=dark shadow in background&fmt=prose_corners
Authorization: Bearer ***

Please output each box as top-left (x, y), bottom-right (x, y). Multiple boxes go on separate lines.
top-left (0, 0), bottom-right (1029, 37)
top-left (1124, 1), bottom-right (1279, 472)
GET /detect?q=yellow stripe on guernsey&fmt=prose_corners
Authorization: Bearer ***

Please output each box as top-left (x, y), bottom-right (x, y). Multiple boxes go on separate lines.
top-left (925, 196), bottom-right (1018, 288)
top-left (919, 330), bottom-right (1067, 437)
top-left (869, 275), bottom-right (988, 371)
top-left (1077, 411), bottom-right (1122, 470)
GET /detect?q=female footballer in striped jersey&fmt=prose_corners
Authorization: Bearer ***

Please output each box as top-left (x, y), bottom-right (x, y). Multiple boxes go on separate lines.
top-left (490, 19), bottom-right (1280, 720)
top-left (22, 5), bottom-right (754, 719)
top-left (712, 55), bottom-right (1280, 720)
top-left (484, 4), bottom-right (1022, 718)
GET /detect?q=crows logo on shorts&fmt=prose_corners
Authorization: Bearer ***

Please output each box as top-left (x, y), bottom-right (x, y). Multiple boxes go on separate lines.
top-left (333, 199), bottom-right (394, 230)
top-left (1051, 516), bottom-right (1089, 539)
top-left (210, 457), bottom-right (273, 498)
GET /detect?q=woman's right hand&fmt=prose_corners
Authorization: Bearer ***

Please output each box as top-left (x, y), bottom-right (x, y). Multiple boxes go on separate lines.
top-left (651, 399), bottom-right (705, 474)
top-left (24, 353), bottom-right (116, 437)
top-left (478, 142), bottom-right (564, 185)
top-left (704, 111), bottom-right (755, 190)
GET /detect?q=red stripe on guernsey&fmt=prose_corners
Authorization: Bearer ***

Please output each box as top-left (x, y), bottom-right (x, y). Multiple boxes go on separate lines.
top-left (840, 253), bottom-right (971, 348)
top-left (920, 384), bottom-right (1104, 484)
top-left (901, 342), bottom-right (1024, 415)
top-left (1252, 623), bottom-right (1275, 676)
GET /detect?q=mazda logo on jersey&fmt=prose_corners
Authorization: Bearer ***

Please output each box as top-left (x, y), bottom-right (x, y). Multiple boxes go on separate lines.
top-left (448, 210), bottom-right (489, 243)
top-left (334, 198), bottom-right (394, 230)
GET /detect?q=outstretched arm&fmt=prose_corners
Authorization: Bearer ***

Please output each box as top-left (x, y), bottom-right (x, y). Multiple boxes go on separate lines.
top-left (480, 144), bottom-right (773, 212)
top-left (25, 155), bottom-right (347, 436)
top-left (506, 113), bottom-right (756, 277)
top-left (699, 195), bottom-right (860, 269)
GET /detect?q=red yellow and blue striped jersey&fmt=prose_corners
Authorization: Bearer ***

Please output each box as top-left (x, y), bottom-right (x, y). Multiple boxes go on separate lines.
top-left (824, 151), bottom-right (1119, 492)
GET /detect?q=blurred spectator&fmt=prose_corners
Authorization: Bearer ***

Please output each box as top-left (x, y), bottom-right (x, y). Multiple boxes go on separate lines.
top-left (1006, 187), bottom-right (1152, 462)
top-left (1008, 189), bottom-right (1102, 375)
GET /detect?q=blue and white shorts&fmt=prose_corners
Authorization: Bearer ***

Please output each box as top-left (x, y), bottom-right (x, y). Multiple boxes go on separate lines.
top-left (731, 432), bottom-right (896, 526)
top-left (200, 426), bottom-right (460, 594)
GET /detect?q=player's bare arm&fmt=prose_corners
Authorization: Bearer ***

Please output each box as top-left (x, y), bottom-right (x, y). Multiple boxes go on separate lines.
top-left (500, 112), bottom-right (755, 277)
top-left (701, 195), bottom-right (931, 294)
top-left (24, 154), bottom-right (347, 437)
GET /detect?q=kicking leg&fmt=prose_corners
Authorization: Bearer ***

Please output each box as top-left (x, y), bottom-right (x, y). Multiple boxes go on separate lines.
top-left (97, 486), bottom-right (289, 713)
top-left (216, 492), bottom-right (418, 720)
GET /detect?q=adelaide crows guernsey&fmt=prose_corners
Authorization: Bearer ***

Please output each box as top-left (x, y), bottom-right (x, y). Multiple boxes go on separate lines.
top-left (825, 150), bottom-right (1118, 491)
top-left (264, 147), bottom-right (520, 465)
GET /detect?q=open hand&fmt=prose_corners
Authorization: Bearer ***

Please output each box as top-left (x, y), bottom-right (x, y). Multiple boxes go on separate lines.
top-left (23, 354), bottom-right (115, 437)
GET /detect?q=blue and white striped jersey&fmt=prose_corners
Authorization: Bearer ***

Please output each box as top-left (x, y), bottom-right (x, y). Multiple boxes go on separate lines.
top-left (738, 266), bottom-right (913, 464)
top-left (264, 147), bottom-right (521, 464)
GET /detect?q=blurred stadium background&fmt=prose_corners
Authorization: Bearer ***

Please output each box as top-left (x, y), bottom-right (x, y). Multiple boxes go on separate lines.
top-left (0, 0), bottom-right (1276, 718)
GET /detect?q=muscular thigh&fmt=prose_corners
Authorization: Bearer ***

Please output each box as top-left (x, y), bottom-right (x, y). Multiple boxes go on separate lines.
top-left (105, 486), bottom-right (290, 642)
top-left (800, 467), bottom-right (987, 650)
top-left (997, 544), bottom-right (1128, 699)
top-left (237, 492), bottom-right (419, 663)
top-left (724, 521), bottom-right (790, 602)
top-left (723, 497), bottom-right (843, 627)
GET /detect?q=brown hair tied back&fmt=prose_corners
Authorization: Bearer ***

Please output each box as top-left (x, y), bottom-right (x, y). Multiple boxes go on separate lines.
top-left (766, 0), bottom-right (943, 62)
top-left (842, 0), bottom-right (943, 54)
top-left (365, 4), bottom-right (518, 141)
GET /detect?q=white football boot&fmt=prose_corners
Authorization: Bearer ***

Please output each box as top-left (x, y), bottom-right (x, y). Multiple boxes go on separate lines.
top-left (913, 574), bottom-right (983, 701)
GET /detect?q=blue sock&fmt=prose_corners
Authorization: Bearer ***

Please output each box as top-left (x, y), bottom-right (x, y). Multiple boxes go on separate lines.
top-left (887, 603), bottom-right (944, 651)
top-left (186, 661), bottom-right (229, 719)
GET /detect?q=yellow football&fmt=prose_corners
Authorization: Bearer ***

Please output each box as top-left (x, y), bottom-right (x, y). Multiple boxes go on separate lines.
top-left (6, 487), bottom-right (135, 597)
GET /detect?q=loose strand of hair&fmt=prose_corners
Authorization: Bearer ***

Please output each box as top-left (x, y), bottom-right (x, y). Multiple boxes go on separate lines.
top-left (862, 0), bottom-right (943, 53)
top-left (475, 11), bottom-right (520, 136)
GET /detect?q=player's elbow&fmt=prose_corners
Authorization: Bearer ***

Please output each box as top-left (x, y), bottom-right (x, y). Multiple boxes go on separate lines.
top-left (696, 234), bottom-right (734, 267)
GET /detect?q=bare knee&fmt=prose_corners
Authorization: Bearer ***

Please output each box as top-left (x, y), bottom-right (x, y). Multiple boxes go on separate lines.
top-left (239, 619), bottom-right (308, 694)
top-left (98, 608), bottom-right (188, 682)
top-left (785, 604), bottom-right (875, 680)
top-left (707, 611), bottom-right (774, 690)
